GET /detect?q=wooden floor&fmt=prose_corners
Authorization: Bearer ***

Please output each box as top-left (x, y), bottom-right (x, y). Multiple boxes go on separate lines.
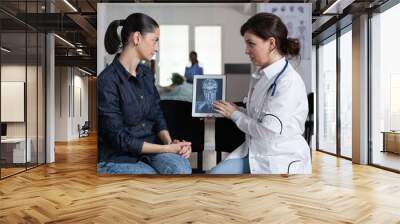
top-left (372, 150), bottom-right (400, 171)
top-left (1, 167), bottom-right (26, 178)
top-left (1, 135), bottom-right (400, 223)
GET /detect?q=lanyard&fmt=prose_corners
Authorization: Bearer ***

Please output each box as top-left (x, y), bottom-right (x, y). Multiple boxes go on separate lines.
top-left (267, 59), bottom-right (288, 97)
top-left (255, 59), bottom-right (289, 129)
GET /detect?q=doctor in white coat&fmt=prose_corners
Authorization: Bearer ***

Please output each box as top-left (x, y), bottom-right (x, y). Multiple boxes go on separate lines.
top-left (209, 13), bottom-right (311, 174)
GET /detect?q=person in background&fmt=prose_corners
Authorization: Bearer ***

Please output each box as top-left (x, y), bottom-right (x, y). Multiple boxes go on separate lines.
top-left (209, 13), bottom-right (311, 174)
top-left (97, 13), bottom-right (192, 175)
top-left (159, 73), bottom-right (193, 102)
top-left (184, 51), bottom-right (204, 83)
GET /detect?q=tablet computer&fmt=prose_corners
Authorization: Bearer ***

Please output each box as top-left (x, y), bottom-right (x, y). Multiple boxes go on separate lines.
top-left (192, 75), bottom-right (226, 117)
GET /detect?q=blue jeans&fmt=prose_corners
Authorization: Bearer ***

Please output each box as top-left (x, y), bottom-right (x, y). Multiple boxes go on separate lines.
top-left (98, 153), bottom-right (192, 174)
top-left (208, 156), bottom-right (250, 174)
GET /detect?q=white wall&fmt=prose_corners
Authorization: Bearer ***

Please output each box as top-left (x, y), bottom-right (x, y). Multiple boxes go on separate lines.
top-left (1, 64), bottom-right (46, 164)
top-left (1, 65), bottom-right (37, 137)
top-left (55, 67), bottom-right (89, 141)
top-left (55, 66), bottom-right (68, 141)
top-left (98, 3), bottom-right (256, 102)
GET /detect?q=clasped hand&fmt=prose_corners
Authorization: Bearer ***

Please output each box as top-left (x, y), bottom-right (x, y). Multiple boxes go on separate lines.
top-left (166, 140), bottom-right (192, 159)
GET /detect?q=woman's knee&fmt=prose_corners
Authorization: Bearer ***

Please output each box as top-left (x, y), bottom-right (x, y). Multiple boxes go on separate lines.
top-left (152, 153), bottom-right (192, 174)
top-left (208, 159), bottom-right (247, 174)
top-left (162, 160), bottom-right (192, 174)
top-left (208, 161), bottom-right (230, 174)
top-left (172, 160), bottom-right (192, 174)
top-left (170, 156), bottom-right (192, 174)
top-left (97, 162), bottom-right (157, 174)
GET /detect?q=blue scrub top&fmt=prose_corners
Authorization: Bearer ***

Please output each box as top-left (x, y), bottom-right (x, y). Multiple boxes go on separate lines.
top-left (184, 63), bottom-right (203, 83)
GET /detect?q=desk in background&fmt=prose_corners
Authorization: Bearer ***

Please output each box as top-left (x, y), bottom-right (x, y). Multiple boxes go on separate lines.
top-left (1, 138), bottom-right (31, 164)
top-left (382, 131), bottom-right (400, 154)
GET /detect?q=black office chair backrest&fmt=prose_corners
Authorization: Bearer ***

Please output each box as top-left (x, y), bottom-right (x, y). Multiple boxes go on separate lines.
top-left (215, 117), bottom-right (245, 153)
top-left (82, 121), bottom-right (90, 130)
top-left (305, 93), bottom-right (314, 138)
top-left (214, 102), bottom-right (246, 163)
top-left (304, 93), bottom-right (314, 159)
top-left (307, 92), bottom-right (314, 116)
top-left (159, 100), bottom-right (204, 153)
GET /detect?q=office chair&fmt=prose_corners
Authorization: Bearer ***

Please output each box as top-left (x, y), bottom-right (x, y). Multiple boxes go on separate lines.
top-left (303, 93), bottom-right (314, 159)
top-left (214, 102), bottom-right (246, 163)
top-left (79, 121), bottom-right (90, 138)
top-left (160, 100), bottom-right (205, 173)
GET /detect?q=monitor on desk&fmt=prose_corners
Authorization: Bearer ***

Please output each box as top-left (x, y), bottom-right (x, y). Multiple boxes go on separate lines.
top-left (1, 123), bottom-right (7, 139)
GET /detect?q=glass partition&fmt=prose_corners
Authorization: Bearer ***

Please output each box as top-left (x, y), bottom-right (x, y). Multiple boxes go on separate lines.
top-left (1, 5), bottom-right (28, 177)
top-left (0, 0), bottom-right (46, 179)
top-left (339, 28), bottom-right (352, 158)
top-left (317, 35), bottom-right (337, 155)
top-left (370, 4), bottom-right (400, 171)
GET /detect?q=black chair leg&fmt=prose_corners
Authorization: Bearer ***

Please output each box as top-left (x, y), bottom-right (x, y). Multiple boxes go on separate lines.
top-left (198, 151), bottom-right (203, 170)
top-left (216, 151), bottom-right (222, 164)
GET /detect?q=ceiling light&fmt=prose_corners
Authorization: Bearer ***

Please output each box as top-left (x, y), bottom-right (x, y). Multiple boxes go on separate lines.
top-left (54, 34), bottom-right (75, 48)
top-left (1, 47), bottom-right (11, 53)
top-left (78, 67), bottom-right (93, 76)
top-left (63, 0), bottom-right (78, 12)
top-left (322, 0), bottom-right (354, 15)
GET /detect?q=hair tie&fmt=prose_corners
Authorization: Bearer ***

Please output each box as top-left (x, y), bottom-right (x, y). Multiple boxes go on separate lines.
top-left (282, 38), bottom-right (289, 45)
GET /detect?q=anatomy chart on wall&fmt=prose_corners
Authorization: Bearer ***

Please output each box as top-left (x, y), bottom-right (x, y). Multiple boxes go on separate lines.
top-left (260, 3), bottom-right (312, 60)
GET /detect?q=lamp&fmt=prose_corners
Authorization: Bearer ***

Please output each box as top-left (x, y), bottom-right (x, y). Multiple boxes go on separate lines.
top-left (63, 0), bottom-right (78, 12)
top-left (1, 47), bottom-right (11, 53)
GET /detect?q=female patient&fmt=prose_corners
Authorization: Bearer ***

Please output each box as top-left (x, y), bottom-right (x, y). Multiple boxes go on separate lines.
top-left (210, 13), bottom-right (311, 174)
top-left (97, 13), bottom-right (192, 174)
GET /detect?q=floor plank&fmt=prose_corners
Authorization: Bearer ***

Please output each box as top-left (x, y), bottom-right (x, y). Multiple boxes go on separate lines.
top-left (1, 135), bottom-right (400, 223)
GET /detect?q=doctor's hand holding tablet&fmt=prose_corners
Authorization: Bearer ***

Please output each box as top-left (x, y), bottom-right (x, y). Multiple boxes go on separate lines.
top-left (213, 101), bottom-right (239, 118)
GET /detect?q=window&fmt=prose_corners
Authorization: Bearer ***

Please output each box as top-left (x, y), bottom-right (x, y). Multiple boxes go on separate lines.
top-left (159, 25), bottom-right (189, 86)
top-left (370, 3), bottom-right (400, 171)
top-left (317, 36), bottom-right (337, 155)
top-left (339, 28), bottom-right (352, 158)
top-left (195, 26), bottom-right (222, 74)
top-left (390, 74), bottom-right (400, 130)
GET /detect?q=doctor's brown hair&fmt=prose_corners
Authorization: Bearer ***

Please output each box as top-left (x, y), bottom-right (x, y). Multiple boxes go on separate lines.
top-left (240, 13), bottom-right (300, 57)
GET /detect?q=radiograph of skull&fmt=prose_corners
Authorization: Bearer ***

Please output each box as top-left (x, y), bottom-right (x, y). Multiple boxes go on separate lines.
top-left (202, 79), bottom-right (217, 106)
top-left (195, 79), bottom-right (221, 113)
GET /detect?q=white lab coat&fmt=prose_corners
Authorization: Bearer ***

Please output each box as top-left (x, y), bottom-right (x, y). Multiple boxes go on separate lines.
top-left (226, 57), bottom-right (312, 174)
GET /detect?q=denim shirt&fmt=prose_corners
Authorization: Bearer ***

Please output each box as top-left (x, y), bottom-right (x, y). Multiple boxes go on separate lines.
top-left (97, 55), bottom-right (167, 163)
top-left (184, 63), bottom-right (203, 83)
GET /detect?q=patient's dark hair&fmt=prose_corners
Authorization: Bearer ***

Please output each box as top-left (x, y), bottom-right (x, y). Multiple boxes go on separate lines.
top-left (171, 73), bottom-right (184, 86)
top-left (240, 13), bottom-right (300, 57)
top-left (189, 51), bottom-right (199, 64)
top-left (104, 13), bottom-right (159, 54)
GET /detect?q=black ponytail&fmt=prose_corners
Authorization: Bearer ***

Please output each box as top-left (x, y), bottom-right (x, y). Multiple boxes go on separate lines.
top-left (104, 20), bottom-right (122, 55)
top-left (104, 13), bottom-right (159, 55)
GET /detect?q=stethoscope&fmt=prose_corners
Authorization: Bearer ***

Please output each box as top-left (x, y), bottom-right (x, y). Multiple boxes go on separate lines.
top-left (253, 59), bottom-right (289, 135)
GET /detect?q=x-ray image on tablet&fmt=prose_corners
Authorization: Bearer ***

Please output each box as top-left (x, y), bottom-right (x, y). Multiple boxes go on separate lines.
top-left (192, 75), bottom-right (226, 117)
